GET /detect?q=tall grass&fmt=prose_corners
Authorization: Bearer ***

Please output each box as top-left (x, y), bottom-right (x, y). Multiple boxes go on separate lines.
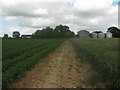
top-left (71, 38), bottom-right (119, 88)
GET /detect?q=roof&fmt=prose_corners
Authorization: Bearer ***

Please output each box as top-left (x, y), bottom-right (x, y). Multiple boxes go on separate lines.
top-left (21, 35), bottom-right (32, 37)
top-left (78, 30), bottom-right (89, 33)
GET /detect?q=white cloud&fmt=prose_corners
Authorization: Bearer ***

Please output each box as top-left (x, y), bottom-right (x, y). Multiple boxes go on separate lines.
top-left (3, 16), bottom-right (17, 21)
top-left (33, 8), bottom-right (48, 15)
top-left (19, 17), bottom-right (55, 28)
top-left (0, 0), bottom-right (118, 36)
top-left (74, 0), bottom-right (112, 10)
top-left (1, 25), bottom-right (38, 37)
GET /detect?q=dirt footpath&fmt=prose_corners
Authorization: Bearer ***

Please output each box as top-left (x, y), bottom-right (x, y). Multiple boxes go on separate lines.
top-left (11, 41), bottom-right (94, 88)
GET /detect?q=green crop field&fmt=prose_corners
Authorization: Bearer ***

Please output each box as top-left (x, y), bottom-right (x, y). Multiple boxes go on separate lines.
top-left (71, 38), bottom-right (119, 88)
top-left (2, 38), bottom-right (120, 88)
top-left (2, 39), bottom-right (65, 88)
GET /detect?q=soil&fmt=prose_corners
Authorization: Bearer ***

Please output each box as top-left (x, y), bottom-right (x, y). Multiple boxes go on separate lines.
top-left (10, 41), bottom-right (95, 88)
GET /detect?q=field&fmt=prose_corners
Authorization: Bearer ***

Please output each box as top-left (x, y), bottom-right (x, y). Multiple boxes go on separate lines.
top-left (71, 38), bottom-right (119, 88)
top-left (2, 38), bottom-right (119, 88)
top-left (2, 39), bottom-right (65, 88)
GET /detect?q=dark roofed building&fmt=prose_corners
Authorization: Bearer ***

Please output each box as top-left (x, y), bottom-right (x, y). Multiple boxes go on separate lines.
top-left (21, 35), bottom-right (32, 39)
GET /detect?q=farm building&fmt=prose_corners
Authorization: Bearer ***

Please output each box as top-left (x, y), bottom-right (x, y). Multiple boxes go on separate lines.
top-left (98, 33), bottom-right (105, 38)
top-left (106, 32), bottom-right (112, 38)
top-left (91, 32), bottom-right (97, 38)
top-left (78, 30), bottom-right (90, 38)
top-left (21, 35), bottom-right (32, 39)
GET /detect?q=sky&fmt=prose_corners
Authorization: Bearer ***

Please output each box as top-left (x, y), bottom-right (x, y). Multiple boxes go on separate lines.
top-left (0, 0), bottom-right (119, 37)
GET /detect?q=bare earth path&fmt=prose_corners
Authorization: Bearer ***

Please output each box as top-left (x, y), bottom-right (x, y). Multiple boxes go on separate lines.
top-left (11, 41), bottom-right (94, 88)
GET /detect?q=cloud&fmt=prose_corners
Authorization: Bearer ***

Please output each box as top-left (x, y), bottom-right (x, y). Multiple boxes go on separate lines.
top-left (73, 0), bottom-right (112, 10)
top-left (2, 3), bottom-right (49, 17)
top-left (19, 17), bottom-right (55, 28)
top-left (1, 25), bottom-right (38, 37)
top-left (3, 16), bottom-right (17, 21)
top-left (0, 0), bottom-right (118, 36)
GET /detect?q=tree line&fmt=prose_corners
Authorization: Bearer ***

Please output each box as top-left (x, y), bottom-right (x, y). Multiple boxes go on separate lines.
top-left (2, 25), bottom-right (120, 39)
top-left (3, 25), bottom-right (75, 39)
top-left (32, 25), bottom-right (75, 39)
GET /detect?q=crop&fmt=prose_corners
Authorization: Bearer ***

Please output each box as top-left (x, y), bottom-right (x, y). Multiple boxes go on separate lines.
top-left (71, 38), bottom-right (119, 88)
top-left (2, 39), bottom-right (65, 88)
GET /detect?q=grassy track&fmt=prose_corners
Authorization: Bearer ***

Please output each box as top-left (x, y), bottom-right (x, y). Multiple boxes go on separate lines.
top-left (2, 38), bottom-right (119, 88)
top-left (9, 40), bottom-right (95, 88)
top-left (71, 38), bottom-right (119, 88)
top-left (2, 39), bottom-right (65, 88)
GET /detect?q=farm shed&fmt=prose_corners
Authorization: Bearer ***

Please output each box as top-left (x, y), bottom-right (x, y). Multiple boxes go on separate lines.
top-left (78, 30), bottom-right (90, 38)
top-left (91, 32), bottom-right (97, 38)
top-left (21, 35), bottom-right (32, 39)
top-left (98, 33), bottom-right (105, 38)
top-left (106, 32), bottom-right (112, 38)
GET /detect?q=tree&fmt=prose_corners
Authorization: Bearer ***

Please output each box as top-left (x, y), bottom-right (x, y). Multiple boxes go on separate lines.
top-left (33, 27), bottom-right (54, 39)
top-left (107, 26), bottom-right (120, 37)
top-left (93, 31), bottom-right (103, 33)
top-left (89, 33), bottom-right (92, 38)
top-left (44, 27), bottom-right (54, 38)
top-left (3, 34), bottom-right (8, 39)
top-left (33, 25), bottom-right (75, 39)
top-left (54, 24), bottom-right (75, 38)
top-left (12, 31), bottom-right (20, 38)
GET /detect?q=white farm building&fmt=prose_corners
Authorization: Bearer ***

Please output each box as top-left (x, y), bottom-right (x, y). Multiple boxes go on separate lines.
top-left (78, 30), bottom-right (90, 38)
top-left (91, 31), bottom-right (113, 38)
top-left (91, 33), bottom-right (97, 38)
top-left (106, 32), bottom-right (112, 38)
top-left (98, 33), bottom-right (105, 38)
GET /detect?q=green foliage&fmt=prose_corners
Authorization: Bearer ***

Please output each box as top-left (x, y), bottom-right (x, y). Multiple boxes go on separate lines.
top-left (2, 39), bottom-right (65, 88)
top-left (3, 34), bottom-right (8, 39)
top-left (12, 31), bottom-right (20, 38)
top-left (2, 40), bottom-right (52, 60)
top-left (107, 26), bottom-right (120, 37)
top-left (93, 31), bottom-right (103, 33)
top-left (89, 33), bottom-right (92, 38)
top-left (87, 73), bottom-right (102, 86)
top-left (33, 27), bottom-right (54, 39)
top-left (54, 25), bottom-right (74, 38)
top-left (71, 38), bottom-right (119, 88)
top-left (33, 25), bottom-right (75, 39)
top-left (3, 41), bottom-right (53, 72)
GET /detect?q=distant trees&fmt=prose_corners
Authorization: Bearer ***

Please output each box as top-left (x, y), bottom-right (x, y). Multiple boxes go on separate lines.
top-left (107, 26), bottom-right (120, 37)
top-left (89, 33), bottom-right (92, 38)
top-left (33, 25), bottom-right (75, 39)
top-left (54, 25), bottom-right (74, 38)
top-left (12, 31), bottom-right (20, 38)
top-left (4, 25), bottom-right (120, 39)
top-left (93, 31), bottom-right (103, 33)
top-left (3, 34), bottom-right (8, 39)
top-left (32, 27), bottom-right (54, 39)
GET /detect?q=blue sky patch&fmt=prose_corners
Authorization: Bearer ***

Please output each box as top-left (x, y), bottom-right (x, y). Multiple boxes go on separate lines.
top-left (112, 0), bottom-right (120, 6)
top-left (1, 16), bottom-right (19, 27)
top-left (112, 2), bottom-right (118, 6)
top-left (67, 2), bottom-right (74, 8)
